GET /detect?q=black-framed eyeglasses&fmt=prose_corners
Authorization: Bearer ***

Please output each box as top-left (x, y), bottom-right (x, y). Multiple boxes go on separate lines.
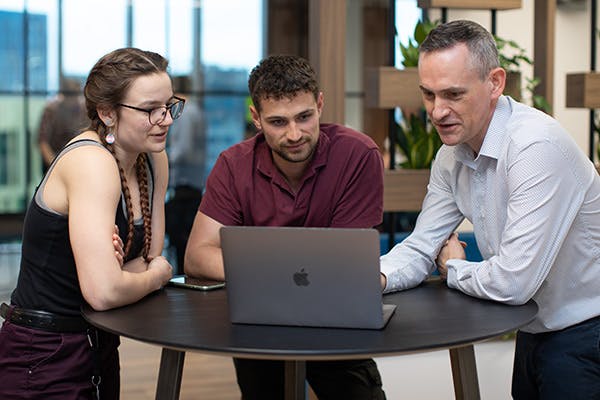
top-left (117, 96), bottom-right (185, 125)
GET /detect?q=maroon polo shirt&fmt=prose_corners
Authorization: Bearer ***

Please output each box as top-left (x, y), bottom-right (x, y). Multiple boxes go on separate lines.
top-left (199, 123), bottom-right (383, 229)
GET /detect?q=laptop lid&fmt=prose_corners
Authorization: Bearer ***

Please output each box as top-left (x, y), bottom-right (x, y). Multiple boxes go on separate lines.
top-left (220, 226), bottom-right (396, 330)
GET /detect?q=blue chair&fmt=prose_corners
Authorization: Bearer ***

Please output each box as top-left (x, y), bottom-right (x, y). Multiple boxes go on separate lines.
top-left (380, 231), bottom-right (483, 262)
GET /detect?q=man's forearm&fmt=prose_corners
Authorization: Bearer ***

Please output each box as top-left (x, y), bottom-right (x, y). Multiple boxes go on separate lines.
top-left (184, 245), bottom-right (225, 281)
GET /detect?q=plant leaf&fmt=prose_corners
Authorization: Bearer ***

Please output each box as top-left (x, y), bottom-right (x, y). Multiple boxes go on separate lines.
top-left (394, 110), bottom-right (443, 169)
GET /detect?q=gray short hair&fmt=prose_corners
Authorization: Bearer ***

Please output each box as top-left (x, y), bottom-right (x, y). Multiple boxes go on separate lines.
top-left (419, 20), bottom-right (499, 80)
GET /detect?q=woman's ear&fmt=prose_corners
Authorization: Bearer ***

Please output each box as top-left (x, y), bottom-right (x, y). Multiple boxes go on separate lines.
top-left (98, 107), bottom-right (116, 126)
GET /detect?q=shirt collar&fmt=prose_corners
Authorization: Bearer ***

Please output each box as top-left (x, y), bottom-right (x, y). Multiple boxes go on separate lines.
top-left (454, 95), bottom-right (513, 167)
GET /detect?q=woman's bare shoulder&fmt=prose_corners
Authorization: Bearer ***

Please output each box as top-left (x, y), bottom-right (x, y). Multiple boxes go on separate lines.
top-left (55, 134), bottom-right (119, 188)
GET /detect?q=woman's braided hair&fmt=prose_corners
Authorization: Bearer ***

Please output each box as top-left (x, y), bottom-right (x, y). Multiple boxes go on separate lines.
top-left (83, 48), bottom-right (169, 262)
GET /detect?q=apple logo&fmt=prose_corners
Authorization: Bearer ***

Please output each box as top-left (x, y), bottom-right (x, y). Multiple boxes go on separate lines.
top-left (293, 268), bottom-right (310, 286)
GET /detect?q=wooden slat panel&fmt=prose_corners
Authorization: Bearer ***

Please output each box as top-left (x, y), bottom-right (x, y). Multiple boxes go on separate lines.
top-left (383, 169), bottom-right (431, 212)
top-left (309, 0), bottom-right (346, 124)
top-left (362, 1), bottom-right (391, 152)
top-left (417, 0), bottom-right (521, 9)
top-left (267, 0), bottom-right (308, 57)
top-left (533, 0), bottom-right (555, 114)
top-left (566, 72), bottom-right (600, 109)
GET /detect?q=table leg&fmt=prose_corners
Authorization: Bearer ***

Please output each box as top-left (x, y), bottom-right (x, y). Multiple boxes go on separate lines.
top-left (284, 360), bottom-right (306, 400)
top-left (449, 345), bottom-right (481, 400)
top-left (155, 348), bottom-right (186, 400)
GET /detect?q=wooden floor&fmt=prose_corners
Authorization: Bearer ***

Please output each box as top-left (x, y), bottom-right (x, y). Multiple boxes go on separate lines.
top-left (120, 338), bottom-right (323, 400)
top-left (119, 337), bottom-right (241, 400)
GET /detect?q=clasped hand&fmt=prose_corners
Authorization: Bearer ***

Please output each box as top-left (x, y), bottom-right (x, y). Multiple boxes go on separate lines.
top-left (436, 232), bottom-right (466, 280)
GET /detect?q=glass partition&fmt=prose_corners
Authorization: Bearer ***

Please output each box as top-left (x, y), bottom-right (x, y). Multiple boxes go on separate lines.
top-left (0, 0), bottom-right (263, 220)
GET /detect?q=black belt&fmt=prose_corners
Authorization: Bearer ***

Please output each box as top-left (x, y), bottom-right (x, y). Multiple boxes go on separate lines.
top-left (0, 302), bottom-right (89, 333)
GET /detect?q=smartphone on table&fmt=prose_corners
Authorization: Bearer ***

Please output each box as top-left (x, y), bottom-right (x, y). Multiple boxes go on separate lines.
top-left (167, 274), bottom-right (226, 291)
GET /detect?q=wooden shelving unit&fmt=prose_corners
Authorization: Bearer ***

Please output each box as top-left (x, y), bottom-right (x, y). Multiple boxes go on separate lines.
top-left (365, 2), bottom-right (524, 111)
top-left (365, 67), bottom-right (421, 110)
top-left (383, 169), bottom-right (431, 212)
top-left (566, 72), bottom-right (600, 108)
top-left (417, 0), bottom-right (521, 9)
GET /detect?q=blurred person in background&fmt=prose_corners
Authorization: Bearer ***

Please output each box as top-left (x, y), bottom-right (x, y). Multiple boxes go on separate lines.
top-left (165, 75), bottom-right (206, 274)
top-left (37, 77), bottom-right (89, 172)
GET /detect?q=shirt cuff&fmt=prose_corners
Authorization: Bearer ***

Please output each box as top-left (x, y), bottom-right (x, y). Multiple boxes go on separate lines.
top-left (382, 271), bottom-right (397, 293)
top-left (446, 265), bottom-right (458, 289)
top-left (446, 259), bottom-right (471, 289)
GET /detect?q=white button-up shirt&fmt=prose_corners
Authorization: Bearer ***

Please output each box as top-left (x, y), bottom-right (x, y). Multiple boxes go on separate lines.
top-left (381, 96), bottom-right (600, 333)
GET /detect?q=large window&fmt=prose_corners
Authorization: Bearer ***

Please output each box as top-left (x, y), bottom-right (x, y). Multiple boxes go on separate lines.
top-left (0, 0), bottom-right (263, 217)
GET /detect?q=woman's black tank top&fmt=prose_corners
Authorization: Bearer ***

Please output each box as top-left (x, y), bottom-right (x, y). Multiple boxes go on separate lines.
top-left (10, 139), bottom-right (154, 316)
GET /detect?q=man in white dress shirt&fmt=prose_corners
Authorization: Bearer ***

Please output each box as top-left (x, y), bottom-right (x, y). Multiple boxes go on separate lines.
top-left (380, 19), bottom-right (600, 400)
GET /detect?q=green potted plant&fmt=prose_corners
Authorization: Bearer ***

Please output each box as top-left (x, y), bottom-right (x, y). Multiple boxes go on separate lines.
top-left (398, 19), bottom-right (439, 68)
top-left (395, 112), bottom-right (441, 169)
top-left (393, 20), bottom-right (441, 170)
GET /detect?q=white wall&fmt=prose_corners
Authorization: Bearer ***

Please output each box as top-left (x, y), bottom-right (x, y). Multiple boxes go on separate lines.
top-left (554, 1), bottom-right (591, 153)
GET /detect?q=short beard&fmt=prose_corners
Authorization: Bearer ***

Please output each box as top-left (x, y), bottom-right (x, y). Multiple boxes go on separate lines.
top-left (273, 142), bottom-right (316, 163)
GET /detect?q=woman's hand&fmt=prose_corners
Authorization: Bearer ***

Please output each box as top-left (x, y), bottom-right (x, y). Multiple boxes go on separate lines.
top-left (112, 225), bottom-right (125, 267)
top-left (147, 256), bottom-right (174, 289)
top-left (436, 232), bottom-right (466, 280)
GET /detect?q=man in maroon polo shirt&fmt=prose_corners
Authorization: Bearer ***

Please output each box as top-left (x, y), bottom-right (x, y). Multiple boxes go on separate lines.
top-left (185, 54), bottom-right (386, 400)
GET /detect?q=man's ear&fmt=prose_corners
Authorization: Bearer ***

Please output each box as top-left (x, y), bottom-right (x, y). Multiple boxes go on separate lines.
top-left (489, 67), bottom-right (506, 99)
top-left (249, 104), bottom-right (262, 131)
top-left (316, 92), bottom-right (324, 117)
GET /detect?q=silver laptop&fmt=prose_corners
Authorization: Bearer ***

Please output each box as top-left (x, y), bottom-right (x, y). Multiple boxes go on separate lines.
top-left (220, 226), bottom-right (396, 330)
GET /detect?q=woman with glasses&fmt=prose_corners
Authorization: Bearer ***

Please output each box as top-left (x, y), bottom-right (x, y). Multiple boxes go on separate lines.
top-left (0, 48), bottom-right (183, 399)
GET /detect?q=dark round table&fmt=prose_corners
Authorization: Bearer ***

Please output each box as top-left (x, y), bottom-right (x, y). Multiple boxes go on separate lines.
top-left (83, 278), bottom-right (537, 400)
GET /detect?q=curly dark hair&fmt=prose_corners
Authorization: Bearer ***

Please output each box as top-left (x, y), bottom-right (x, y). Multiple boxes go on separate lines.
top-left (248, 54), bottom-right (320, 112)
